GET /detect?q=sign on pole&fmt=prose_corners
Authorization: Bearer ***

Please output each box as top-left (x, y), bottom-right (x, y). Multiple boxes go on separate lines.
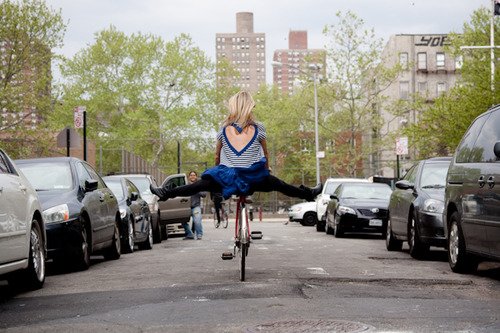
top-left (74, 106), bottom-right (85, 129)
top-left (396, 136), bottom-right (408, 155)
top-left (316, 151), bottom-right (325, 159)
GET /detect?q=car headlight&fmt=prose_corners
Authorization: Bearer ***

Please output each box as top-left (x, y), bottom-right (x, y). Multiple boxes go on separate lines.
top-left (338, 205), bottom-right (356, 215)
top-left (321, 198), bottom-right (330, 205)
top-left (294, 206), bottom-right (302, 212)
top-left (422, 199), bottom-right (444, 214)
top-left (43, 204), bottom-right (69, 224)
top-left (119, 208), bottom-right (127, 219)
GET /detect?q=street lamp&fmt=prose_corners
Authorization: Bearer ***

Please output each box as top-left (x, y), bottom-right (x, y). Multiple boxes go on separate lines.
top-left (272, 61), bottom-right (322, 184)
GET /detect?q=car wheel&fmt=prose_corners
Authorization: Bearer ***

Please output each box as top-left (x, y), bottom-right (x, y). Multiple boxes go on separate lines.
top-left (140, 216), bottom-right (153, 250)
top-left (104, 220), bottom-right (121, 260)
top-left (302, 212), bottom-right (317, 227)
top-left (8, 220), bottom-right (46, 290)
top-left (153, 211), bottom-right (162, 244)
top-left (333, 214), bottom-right (344, 238)
top-left (122, 217), bottom-right (134, 254)
top-left (408, 213), bottom-right (429, 259)
top-left (386, 216), bottom-right (403, 251)
top-left (75, 217), bottom-right (91, 271)
top-left (161, 224), bottom-right (169, 241)
top-left (448, 211), bottom-right (478, 273)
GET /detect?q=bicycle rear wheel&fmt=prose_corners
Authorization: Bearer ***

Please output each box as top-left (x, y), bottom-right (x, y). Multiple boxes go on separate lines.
top-left (213, 211), bottom-right (220, 228)
top-left (222, 210), bottom-right (229, 228)
top-left (238, 206), bottom-right (248, 281)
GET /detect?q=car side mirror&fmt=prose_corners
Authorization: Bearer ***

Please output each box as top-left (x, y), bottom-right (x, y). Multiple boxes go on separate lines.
top-left (130, 192), bottom-right (139, 202)
top-left (84, 179), bottom-right (98, 192)
top-left (395, 180), bottom-right (414, 190)
top-left (329, 195), bottom-right (339, 201)
top-left (494, 141), bottom-right (500, 159)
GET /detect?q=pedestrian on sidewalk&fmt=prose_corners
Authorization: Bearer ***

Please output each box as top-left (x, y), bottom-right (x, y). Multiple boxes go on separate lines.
top-left (186, 171), bottom-right (206, 240)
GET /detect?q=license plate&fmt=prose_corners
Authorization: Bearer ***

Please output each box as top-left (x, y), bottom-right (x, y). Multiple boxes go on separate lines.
top-left (369, 219), bottom-right (383, 227)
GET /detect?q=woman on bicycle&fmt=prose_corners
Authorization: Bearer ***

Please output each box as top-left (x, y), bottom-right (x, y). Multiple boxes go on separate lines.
top-left (150, 91), bottom-right (322, 202)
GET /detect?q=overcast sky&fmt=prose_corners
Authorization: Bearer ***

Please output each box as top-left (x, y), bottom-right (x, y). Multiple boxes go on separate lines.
top-left (44, 0), bottom-right (491, 83)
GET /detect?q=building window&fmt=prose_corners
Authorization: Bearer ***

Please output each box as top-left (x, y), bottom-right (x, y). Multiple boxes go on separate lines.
top-left (399, 81), bottom-right (409, 100)
top-left (399, 52), bottom-right (408, 69)
top-left (455, 55), bottom-right (463, 70)
top-left (436, 53), bottom-right (445, 68)
top-left (437, 82), bottom-right (446, 95)
top-left (418, 82), bottom-right (427, 93)
top-left (417, 52), bottom-right (427, 70)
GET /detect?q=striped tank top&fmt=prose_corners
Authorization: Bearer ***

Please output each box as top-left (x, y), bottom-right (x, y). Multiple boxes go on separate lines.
top-left (217, 122), bottom-right (266, 168)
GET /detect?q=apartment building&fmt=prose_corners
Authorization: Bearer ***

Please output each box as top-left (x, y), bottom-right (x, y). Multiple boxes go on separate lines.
top-left (215, 12), bottom-right (266, 92)
top-left (374, 34), bottom-right (461, 178)
top-left (272, 30), bottom-right (325, 94)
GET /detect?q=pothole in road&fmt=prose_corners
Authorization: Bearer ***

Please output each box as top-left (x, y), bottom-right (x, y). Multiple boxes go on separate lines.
top-left (246, 319), bottom-right (374, 333)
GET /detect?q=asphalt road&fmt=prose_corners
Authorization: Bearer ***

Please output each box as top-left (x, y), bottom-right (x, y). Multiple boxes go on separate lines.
top-left (1, 218), bottom-right (499, 333)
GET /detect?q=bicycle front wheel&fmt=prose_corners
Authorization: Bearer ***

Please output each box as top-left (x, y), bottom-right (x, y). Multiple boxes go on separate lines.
top-left (239, 242), bottom-right (247, 281)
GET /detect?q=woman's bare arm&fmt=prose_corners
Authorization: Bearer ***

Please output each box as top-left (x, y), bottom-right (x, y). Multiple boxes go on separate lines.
top-left (215, 140), bottom-right (222, 166)
top-left (260, 139), bottom-right (270, 170)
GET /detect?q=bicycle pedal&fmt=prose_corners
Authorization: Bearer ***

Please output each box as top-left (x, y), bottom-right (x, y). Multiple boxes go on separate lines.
top-left (251, 231), bottom-right (263, 240)
top-left (221, 252), bottom-right (234, 260)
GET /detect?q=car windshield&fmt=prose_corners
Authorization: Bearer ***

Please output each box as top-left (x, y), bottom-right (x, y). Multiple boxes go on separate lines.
top-left (18, 162), bottom-right (73, 191)
top-left (420, 162), bottom-right (450, 189)
top-left (341, 184), bottom-right (392, 200)
top-left (127, 177), bottom-right (151, 196)
top-left (105, 180), bottom-right (125, 201)
top-left (324, 181), bottom-right (341, 195)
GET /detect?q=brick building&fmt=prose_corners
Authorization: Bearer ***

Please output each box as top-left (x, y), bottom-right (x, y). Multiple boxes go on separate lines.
top-left (373, 34), bottom-right (461, 178)
top-left (272, 30), bottom-right (325, 94)
top-left (215, 12), bottom-right (266, 92)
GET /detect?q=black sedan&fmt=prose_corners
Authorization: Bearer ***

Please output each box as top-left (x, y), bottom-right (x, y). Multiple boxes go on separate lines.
top-left (325, 182), bottom-right (393, 237)
top-left (15, 157), bottom-right (121, 270)
top-left (386, 157), bottom-right (451, 259)
top-left (103, 176), bottom-right (153, 253)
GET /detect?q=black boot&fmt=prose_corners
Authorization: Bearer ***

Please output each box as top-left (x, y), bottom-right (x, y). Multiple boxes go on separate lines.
top-left (150, 184), bottom-right (170, 201)
top-left (305, 183), bottom-right (323, 202)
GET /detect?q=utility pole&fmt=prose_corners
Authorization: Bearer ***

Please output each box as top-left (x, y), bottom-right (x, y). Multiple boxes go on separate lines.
top-left (461, 0), bottom-right (499, 92)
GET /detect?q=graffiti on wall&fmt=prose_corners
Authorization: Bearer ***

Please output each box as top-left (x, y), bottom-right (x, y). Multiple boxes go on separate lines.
top-left (415, 36), bottom-right (448, 47)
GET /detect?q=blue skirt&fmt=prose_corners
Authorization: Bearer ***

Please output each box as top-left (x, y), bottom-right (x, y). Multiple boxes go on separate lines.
top-left (201, 158), bottom-right (270, 199)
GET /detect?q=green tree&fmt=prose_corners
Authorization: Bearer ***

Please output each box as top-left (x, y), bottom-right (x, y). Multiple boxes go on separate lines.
top-left (0, 0), bottom-right (66, 157)
top-left (52, 27), bottom-right (217, 172)
top-left (323, 11), bottom-right (402, 177)
top-left (402, 7), bottom-right (500, 158)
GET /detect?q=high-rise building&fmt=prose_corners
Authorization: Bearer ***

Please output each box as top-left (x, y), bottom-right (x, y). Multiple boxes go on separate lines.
top-left (215, 12), bottom-right (266, 92)
top-left (272, 30), bottom-right (325, 94)
top-left (373, 34), bottom-right (461, 178)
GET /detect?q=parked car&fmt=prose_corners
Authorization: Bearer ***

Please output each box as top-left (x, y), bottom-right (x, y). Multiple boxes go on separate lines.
top-left (325, 182), bottom-right (393, 237)
top-left (386, 157), bottom-right (452, 258)
top-left (15, 157), bottom-right (121, 271)
top-left (315, 178), bottom-right (370, 231)
top-left (156, 174), bottom-right (191, 236)
top-left (108, 173), bottom-right (162, 243)
top-left (103, 176), bottom-right (153, 253)
top-left (444, 104), bottom-right (500, 273)
top-left (0, 149), bottom-right (46, 289)
top-left (288, 202), bottom-right (317, 226)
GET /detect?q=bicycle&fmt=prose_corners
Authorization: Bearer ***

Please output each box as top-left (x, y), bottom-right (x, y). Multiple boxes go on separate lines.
top-left (213, 202), bottom-right (229, 229)
top-left (221, 195), bottom-right (262, 281)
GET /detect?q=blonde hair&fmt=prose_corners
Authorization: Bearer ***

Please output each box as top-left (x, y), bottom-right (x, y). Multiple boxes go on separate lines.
top-left (223, 91), bottom-right (256, 129)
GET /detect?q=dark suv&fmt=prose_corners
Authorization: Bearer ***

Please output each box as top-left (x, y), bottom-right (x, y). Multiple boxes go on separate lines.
top-left (444, 104), bottom-right (500, 273)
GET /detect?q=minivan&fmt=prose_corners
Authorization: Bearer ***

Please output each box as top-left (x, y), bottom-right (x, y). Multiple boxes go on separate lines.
top-left (444, 104), bottom-right (500, 273)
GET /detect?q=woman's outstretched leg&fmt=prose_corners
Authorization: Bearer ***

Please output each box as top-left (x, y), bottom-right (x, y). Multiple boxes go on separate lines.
top-left (250, 175), bottom-right (322, 201)
top-left (150, 178), bottom-right (221, 201)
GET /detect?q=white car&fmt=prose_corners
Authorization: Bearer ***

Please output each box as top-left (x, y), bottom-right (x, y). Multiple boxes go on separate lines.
top-left (288, 201), bottom-right (317, 226)
top-left (0, 149), bottom-right (46, 289)
top-left (315, 178), bottom-right (370, 232)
